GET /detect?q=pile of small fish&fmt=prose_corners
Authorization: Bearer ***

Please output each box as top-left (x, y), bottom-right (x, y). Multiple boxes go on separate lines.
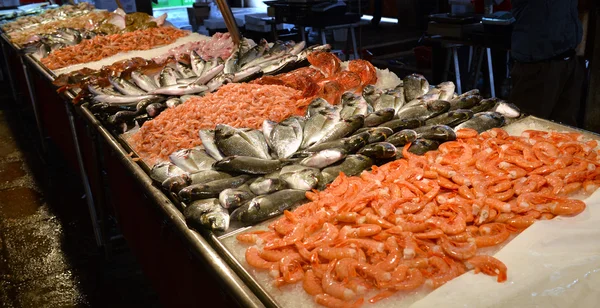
top-left (149, 73), bottom-right (521, 232)
top-left (86, 41), bottom-right (330, 131)
top-left (22, 28), bottom-right (98, 58)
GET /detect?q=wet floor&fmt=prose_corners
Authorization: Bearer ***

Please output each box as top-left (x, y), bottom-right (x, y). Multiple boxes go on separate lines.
top-left (0, 96), bottom-right (161, 306)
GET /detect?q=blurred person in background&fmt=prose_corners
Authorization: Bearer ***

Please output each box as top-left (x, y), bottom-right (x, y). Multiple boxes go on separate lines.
top-left (508, 0), bottom-right (584, 127)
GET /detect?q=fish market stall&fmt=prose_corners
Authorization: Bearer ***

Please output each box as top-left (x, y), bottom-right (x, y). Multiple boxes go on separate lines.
top-left (2, 3), bottom-right (600, 308)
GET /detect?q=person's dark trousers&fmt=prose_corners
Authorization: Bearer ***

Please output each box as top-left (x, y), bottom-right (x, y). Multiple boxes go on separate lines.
top-left (509, 54), bottom-right (585, 127)
top-left (371, 0), bottom-right (382, 26)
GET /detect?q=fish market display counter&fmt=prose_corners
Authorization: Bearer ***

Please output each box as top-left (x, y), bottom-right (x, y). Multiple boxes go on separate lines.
top-left (3, 10), bottom-right (600, 308)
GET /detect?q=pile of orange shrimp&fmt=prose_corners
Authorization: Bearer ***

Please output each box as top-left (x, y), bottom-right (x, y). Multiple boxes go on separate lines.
top-left (41, 26), bottom-right (189, 70)
top-left (253, 52), bottom-right (377, 104)
top-left (236, 128), bottom-right (600, 308)
top-left (129, 83), bottom-right (304, 165)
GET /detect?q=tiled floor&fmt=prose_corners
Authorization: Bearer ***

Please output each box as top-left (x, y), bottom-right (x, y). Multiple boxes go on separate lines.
top-left (0, 96), bottom-right (160, 307)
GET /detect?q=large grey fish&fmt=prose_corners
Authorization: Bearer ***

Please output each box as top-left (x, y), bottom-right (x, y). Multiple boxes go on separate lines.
top-left (314, 114), bottom-right (364, 145)
top-left (262, 120), bottom-right (278, 150)
top-left (386, 130), bottom-right (418, 147)
top-left (405, 138), bottom-right (440, 156)
top-left (150, 83), bottom-right (208, 96)
top-left (448, 95), bottom-right (482, 111)
top-left (190, 50), bottom-right (205, 76)
top-left (245, 129), bottom-right (271, 159)
top-left (92, 94), bottom-right (161, 104)
top-left (340, 94), bottom-right (370, 119)
top-left (108, 76), bottom-right (147, 96)
top-left (233, 65), bottom-right (263, 83)
top-left (432, 81), bottom-right (456, 101)
top-left (159, 66), bottom-right (180, 87)
top-left (491, 100), bottom-right (521, 118)
top-left (176, 61), bottom-right (196, 78)
top-left (219, 186), bottom-right (255, 209)
top-left (300, 148), bottom-right (346, 169)
top-left (169, 149), bottom-right (202, 173)
top-left (470, 98), bottom-right (499, 113)
top-left (301, 107), bottom-right (341, 149)
top-left (231, 189), bottom-right (308, 224)
top-left (363, 108), bottom-right (396, 127)
top-left (353, 127), bottom-right (394, 143)
top-left (425, 109), bottom-right (474, 127)
top-left (190, 170), bottom-right (232, 185)
top-left (271, 117), bottom-right (303, 159)
top-left (374, 88), bottom-right (405, 113)
top-left (150, 162), bottom-right (187, 184)
top-left (194, 64), bottom-right (225, 85)
top-left (320, 154), bottom-right (373, 187)
top-left (178, 175), bottom-right (251, 203)
top-left (162, 174), bottom-right (191, 194)
top-left (454, 111), bottom-right (506, 133)
top-left (363, 85), bottom-right (382, 108)
top-left (199, 206), bottom-right (230, 232)
top-left (396, 100), bottom-right (451, 121)
top-left (306, 98), bottom-right (332, 118)
top-left (305, 132), bottom-right (369, 153)
top-left (199, 129), bottom-right (224, 160)
top-left (183, 198), bottom-right (221, 228)
top-left (262, 55), bottom-right (298, 75)
top-left (130, 71), bottom-right (158, 92)
top-left (403, 74), bottom-right (430, 102)
top-left (280, 168), bottom-right (322, 191)
top-left (249, 177), bottom-right (287, 195)
top-left (412, 125), bottom-right (457, 141)
top-left (215, 124), bottom-right (271, 159)
top-left (213, 156), bottom-right (284, 175)
top-left (358, 142), bottom-right (397, 159)
top-left (207, 73), bottom-right (234, 92)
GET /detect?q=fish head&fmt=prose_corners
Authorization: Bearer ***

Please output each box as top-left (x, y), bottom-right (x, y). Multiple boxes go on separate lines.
top-left (409, 138), bottom-right (440, 155)
top-left (393, 129), bottom-right (418, 144)
top-left (493, 101), bottom-right (521, 118)
top-left (431, 125), bottom-right (457, 141)
top-left (427, 100), bottom-right (451, 113)
top-left (215, 124), bottom-right (238, 140)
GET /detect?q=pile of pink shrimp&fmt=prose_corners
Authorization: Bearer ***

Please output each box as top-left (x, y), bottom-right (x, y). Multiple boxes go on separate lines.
top-left (236, 128), bottom-right (600, 308)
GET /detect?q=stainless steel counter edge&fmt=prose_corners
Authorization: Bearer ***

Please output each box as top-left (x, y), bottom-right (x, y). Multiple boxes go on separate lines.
top-left (77, 103), bottom-right (266, 308)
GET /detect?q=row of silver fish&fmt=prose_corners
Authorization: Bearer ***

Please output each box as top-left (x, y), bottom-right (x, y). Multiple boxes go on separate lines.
top-left (150, 74), bottom-right (520, 233)
top-left (87, 40), bottom-right (331, 132)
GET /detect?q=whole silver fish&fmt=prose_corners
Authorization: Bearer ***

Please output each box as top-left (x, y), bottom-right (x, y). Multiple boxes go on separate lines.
top-left (231, 189), bottom-right (308, 224)
top-left (233, 66), bottom-right (262, 83)
top-left (213, 156), bottom-right (284, 175)
top-left (304, 132), bottom-right (369, 153)
top-left (353, 127), bottom-right (394, 143)
top-left (433, 81), bottom-right (456, 101)
top-left (176, 61), bottom-right (196, 78)
top-left (150, 83), bottom-right (208, 96)
top-left (306, 98), bottom-right (332, 118)
top-left (340, 94), bottom-right (370, 119)
top-left (166, 97), bottom-right (182, 108)
top-left (358, 142), bottom-right (397, 159)
top-left (215, 124), bottom-right (271, 159)
top-left (470, 98), bottom-right (499, 113)
top-left (448, 95), bottom-right (482, 111)
top-left (169, 148), bottom-right (202, 173)
top-left (190, 50), bottom-right (205, 76)
top-left (178, 175), bottom-right (251, 203)
top-left (249, 177), bottom-right (287, 195)
top-left (92, 94), bottom-right (160, 104)
top-left (271, 117), bottom-right (303, 159)
top-left (280, 168), bottom-right (321, 191)
top-left (184, 198), bottom-right (221, 221)
top-left (219, 186), bottom-right (255, 209)
top-left (314, 114), bottom-right (364, 145)
top-left (363, 108), bottom-right (396, 127)
top-left (320, 154), bottom-right (373, 187)
top-left (425, 109), bottom-right (474, 127)
top-left (190, 170), bottom-right (232, 185)
top-left (262, 55), bottom-right (298, 75)
top-left (159, 66), bottom-right (180, 87)
top-left (199, 206), bottom-right (229, 232)
top-left (199, 129), bottom-right (224, 160)
top-left (206, 73), bottom-right (233, 92)
top-left (150, 162), bottom-right (186, 183)
top-left (491, 100), bottom-right (521, 118)
top-left (454, 111), bottom-right (506, 133)
top-left (300, 148), bottom-right (346, 169)
top-left (130, 71), bottom-right (158, 92)
top-left (109, 76), bottom-right (147, 96)
top-left (412, 125), bottom-right (457, 141)
top-left (301, 107), bottom-right (341, 149)
top-left (245, 129), bottom-right (271, 159)
top-left (363, 85), bottom-right (382, 109)
top-left (403, 73), bottom-right (430, 102)
top-left (161, 174), bottom-right (191, 194)
top-left (395, 100), bottom-right (451, 121)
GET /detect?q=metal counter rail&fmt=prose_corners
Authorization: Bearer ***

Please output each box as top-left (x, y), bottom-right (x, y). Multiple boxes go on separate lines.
top-left (19, 52), bottom-right (268, 308)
